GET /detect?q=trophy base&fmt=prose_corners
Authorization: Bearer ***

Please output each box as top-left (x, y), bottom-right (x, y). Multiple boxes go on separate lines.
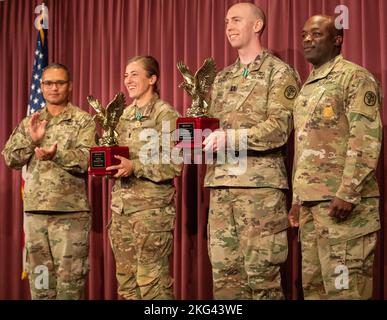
top-left (88, 146), bottom-right (129, 176)
top-left (176, 117), bottom-right (219, 149)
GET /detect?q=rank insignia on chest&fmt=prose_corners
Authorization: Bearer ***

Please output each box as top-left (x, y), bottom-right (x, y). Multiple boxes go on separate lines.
top-left (322, 105), bottom-right (334, 119)
top-left (229, 85), bottom-right (237, 92)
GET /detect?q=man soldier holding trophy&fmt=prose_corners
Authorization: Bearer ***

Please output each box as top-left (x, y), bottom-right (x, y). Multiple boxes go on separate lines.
top-left (103, 56), bottom-right (181, 300)
top-left (2, 63), bottom-right (96, 299)
top-left (202, 3), bottom-right (300, 299)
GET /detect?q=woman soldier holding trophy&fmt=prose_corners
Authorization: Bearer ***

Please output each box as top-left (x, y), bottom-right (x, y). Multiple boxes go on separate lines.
top-left (105, 56), bottom-right (181, 300)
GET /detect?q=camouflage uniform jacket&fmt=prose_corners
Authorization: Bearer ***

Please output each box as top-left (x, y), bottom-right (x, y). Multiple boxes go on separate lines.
top-left (2, 103), bottom-right (96, 212)
top-left (111, 96), bottom-right (182, 215)
top-left (293, 55), bottom-right (382, 205)
top-left (204, 49), bottom-right (300, 188)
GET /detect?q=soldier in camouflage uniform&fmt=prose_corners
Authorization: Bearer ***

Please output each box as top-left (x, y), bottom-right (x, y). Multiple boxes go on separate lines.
top-left (106, 56), bottom-right (181, 300)
top-left (203, 3), bottom-right (300, 300)
top-left (2, 63), bottom-right (96, 299)
top-left (288, 15), bottom-right (382, 299)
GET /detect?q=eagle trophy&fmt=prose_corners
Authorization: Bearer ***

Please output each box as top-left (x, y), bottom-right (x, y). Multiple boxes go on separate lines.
top-left (87, 92), bottom-right (126, 146)
top-left (177, 57), bottom-right (217, 117)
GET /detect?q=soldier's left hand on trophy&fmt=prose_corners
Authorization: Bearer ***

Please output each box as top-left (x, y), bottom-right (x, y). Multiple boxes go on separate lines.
top-left (106, 155), bottom-right (133, 178)
top-left (35, 143), bottom-right (57, 161)
top-left (203, 130), bottom-right (226, 152)
top-left (328, 197), bottom-right (354, 221)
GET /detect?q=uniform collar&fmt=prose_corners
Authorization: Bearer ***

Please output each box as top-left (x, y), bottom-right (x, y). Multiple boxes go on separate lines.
top-left (305, 54), bottom-right (343, 84)
top-left (39, 102), bottom-right (73, 122)
top-left (230, 48), bottom-right (268, 77)
top-left (128, 93), bottom-right (159, 120)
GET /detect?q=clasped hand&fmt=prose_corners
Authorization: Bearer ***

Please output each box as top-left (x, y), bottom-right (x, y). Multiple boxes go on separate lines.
top-left (28, 113), bottom-right (57, 161)
top-left (35, 143), bottom-right (57, 161)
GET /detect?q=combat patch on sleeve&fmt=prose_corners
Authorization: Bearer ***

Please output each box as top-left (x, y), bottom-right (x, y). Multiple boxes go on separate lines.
top-left (284, 85), bottom-right (297, 100)
top-left (364, 91), bottom-right (377, 106)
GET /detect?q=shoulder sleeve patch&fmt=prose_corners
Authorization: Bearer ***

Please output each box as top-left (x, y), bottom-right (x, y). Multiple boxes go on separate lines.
top-left (364, 91), bottom-right (377, 106)
top-left (284, 85), bottom-right (297, 100)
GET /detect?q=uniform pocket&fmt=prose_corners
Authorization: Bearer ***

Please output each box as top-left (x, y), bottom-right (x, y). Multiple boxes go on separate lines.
top-left (146, 206), bottom-right (176, 232)
top-left (259, 230), bottom-right (289, 266)
top-left (57, 125), bottom-right (80, 148)
top-left (139, 232), bottom-right (173, 264)
top-left (268, 230), bottom-right (288, 265)
top-left (140, 119), bottom-right (156, 128)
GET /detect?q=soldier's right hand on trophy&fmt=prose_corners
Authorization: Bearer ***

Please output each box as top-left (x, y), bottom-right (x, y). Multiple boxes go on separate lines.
top-left (203, 130), bottom-right (226, 153)
top-left (106, 155), bottom-right (133, 178)
top-left (28, 112), bottom-right (47, 143)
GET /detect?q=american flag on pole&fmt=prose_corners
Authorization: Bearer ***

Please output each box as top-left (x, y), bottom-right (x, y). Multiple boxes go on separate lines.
top-left (21, 20), bottom-right (48, 280)
top-left (27, 28), bottom-right (48, 115)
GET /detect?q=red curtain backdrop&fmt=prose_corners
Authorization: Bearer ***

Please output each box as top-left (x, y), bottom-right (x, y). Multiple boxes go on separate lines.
top-left (0, 0), bottom-right (386, 300)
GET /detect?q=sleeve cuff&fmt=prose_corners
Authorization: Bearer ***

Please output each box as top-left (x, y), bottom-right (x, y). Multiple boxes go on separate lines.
top-left (227, 129), bottom-right (248, 150)
top-left (292, 194), bottom-right (302, 205)
top-left (335, 187), bottom-right (361, 205)
top-left (25, 134), bottom-right (39, 150)
top-left (52, 149), bottom-right (63, 165)
top-left (228, 130), bottom-right (239, 150)
top-left (132, 159), bottom-right (144, 178)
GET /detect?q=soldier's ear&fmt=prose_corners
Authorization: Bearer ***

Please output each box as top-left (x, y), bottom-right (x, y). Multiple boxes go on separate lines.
top-left (68, 81), bottom-right (73, 92)
top-left (254, 19), bottom-right (264, 34)
top-left (334, 35), bottom-right (343, 47)
top-left (149, 75), bottom-right (157, 85)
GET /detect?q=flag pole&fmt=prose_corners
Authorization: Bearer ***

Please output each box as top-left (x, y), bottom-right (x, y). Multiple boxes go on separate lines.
top-left (21, 0), bottom-right (49, 281)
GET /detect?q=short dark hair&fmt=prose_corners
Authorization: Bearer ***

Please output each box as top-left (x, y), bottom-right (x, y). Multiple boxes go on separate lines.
top-left (42, 63), bottom-right (71, 81)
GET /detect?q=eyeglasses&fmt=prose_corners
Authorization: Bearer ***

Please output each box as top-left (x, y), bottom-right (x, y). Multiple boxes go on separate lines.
top-left (41, 80), bottom-right (69, 88)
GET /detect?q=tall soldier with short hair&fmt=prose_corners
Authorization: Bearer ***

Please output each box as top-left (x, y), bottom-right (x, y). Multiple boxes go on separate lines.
top-left (203, 3), bottom-right (300, 300)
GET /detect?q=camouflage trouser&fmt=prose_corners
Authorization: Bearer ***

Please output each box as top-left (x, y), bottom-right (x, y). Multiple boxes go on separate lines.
top-left (25, 211), bottom-right (90, 300)
top-left (108, 206), bottom-right (175, 300)
top-left (299, 198), bottom-right (380, 299)
top-left (208, 187), bottom-right (289, 300)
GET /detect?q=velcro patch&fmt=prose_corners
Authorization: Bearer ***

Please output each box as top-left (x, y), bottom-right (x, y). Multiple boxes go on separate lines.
top-left (284, 85), bottom-right (297, 100)
top-left (364, 91), bottom-right (377, 106)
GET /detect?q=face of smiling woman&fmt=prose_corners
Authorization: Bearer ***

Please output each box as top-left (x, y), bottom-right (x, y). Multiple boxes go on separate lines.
top-left (124, 60), bottom-right (157, 106)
